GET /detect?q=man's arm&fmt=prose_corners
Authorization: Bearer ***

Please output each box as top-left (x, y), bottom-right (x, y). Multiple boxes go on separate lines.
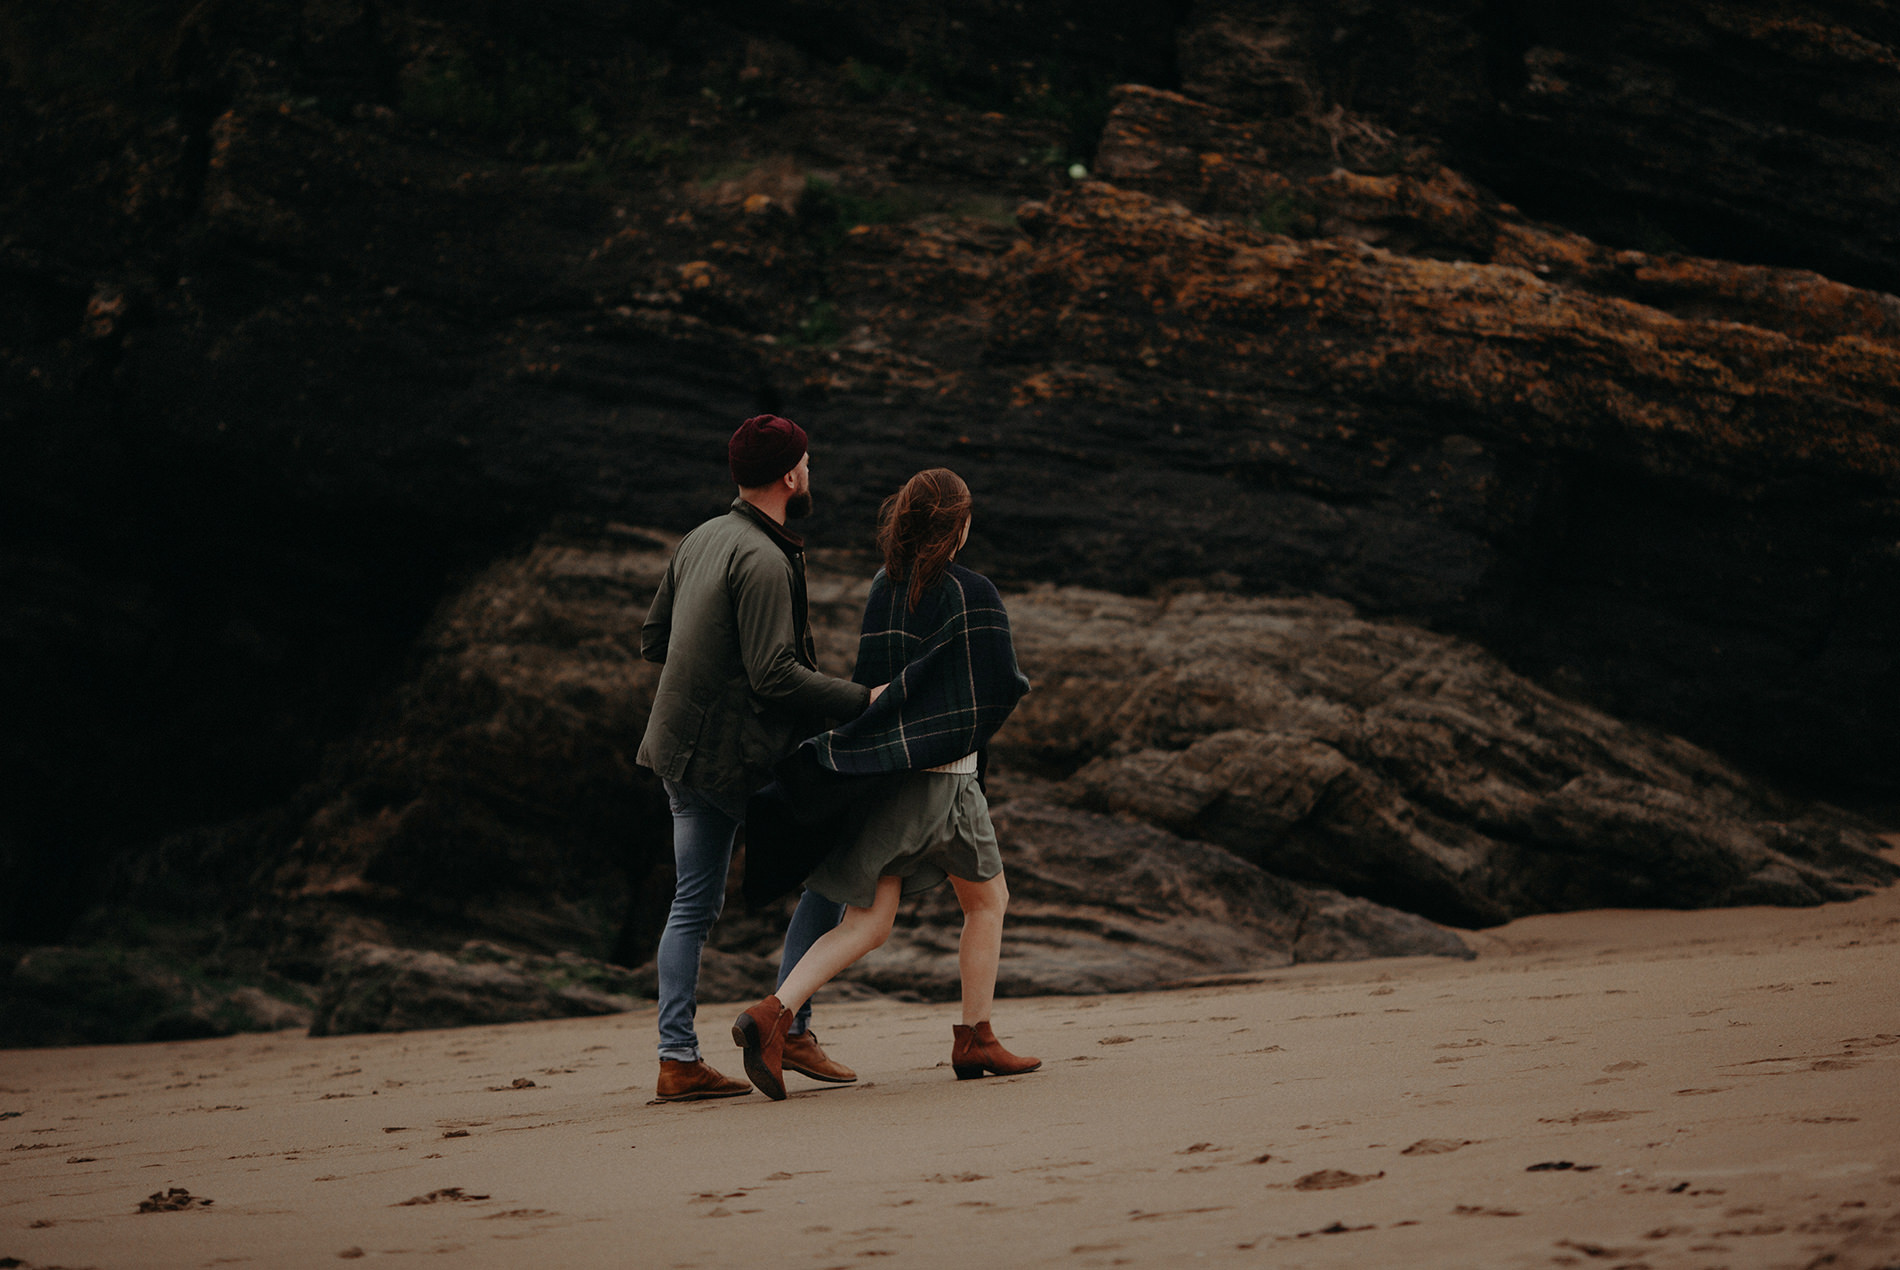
top-left (640, 561), bottom-right (676, 664)
top-left (732, 553), bottom-right (870, 719)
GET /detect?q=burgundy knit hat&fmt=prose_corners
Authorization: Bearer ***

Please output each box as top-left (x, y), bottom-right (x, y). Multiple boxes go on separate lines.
top-left (729, 414), bottom-right (809, 487)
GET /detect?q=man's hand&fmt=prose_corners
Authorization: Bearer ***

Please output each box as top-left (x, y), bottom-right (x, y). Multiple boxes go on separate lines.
top-left (868, 683), bottom-right (889, 704)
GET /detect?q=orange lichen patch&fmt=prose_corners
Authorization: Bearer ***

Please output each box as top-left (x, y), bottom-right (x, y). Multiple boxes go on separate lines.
top-left (1094, 86), bottom-right (1900, 349)
top-left (986, 183), bottom-right (1900, 483)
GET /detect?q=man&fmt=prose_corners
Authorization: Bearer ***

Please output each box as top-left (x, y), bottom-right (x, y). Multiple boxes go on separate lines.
top-left (637, 414), bottom-right (874, 1101)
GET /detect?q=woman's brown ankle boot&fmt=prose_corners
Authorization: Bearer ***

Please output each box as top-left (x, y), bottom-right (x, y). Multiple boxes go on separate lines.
top-left (951, 1021), bottom-right (1041, 1079)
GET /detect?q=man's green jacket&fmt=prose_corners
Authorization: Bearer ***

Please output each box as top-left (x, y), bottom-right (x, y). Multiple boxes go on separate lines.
top-left (637, 498), bottom-right (870, 802)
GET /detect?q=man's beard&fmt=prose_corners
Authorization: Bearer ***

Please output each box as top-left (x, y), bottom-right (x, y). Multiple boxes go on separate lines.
top-left (786, 490), bottom-right (814, 519)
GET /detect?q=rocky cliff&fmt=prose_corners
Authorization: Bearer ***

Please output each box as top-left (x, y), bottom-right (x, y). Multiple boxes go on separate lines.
top-left (3, 0), bottom-right (1898, 1042)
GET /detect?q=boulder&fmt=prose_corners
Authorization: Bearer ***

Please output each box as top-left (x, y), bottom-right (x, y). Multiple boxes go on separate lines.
top-left (997, 586), bottom-right (1899, 927)
top-left (251, 540), bottom-right (1892, 1012)
top-left (835, 799), bottom-right (1470, 1002)
top-left (309, 941), bottom-right (644, 1037)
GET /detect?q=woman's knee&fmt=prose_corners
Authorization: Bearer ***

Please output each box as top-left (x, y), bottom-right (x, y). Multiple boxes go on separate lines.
top-left (844, 881), bottom-right (901, 950)
top-left (955, 871), bottom-right (1008, 916)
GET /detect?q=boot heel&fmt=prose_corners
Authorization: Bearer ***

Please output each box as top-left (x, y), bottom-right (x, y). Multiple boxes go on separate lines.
top-left (952, 1063), bottom-right (986, 1080)
top-left (732, 1016), bottom-right (756, 1049)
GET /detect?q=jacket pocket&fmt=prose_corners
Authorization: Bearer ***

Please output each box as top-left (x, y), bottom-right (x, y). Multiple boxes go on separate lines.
top-left (742, 692), bottom-right (796, 778)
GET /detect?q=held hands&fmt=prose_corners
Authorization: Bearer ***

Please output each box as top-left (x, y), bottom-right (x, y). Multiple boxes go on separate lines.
top-left (868, 682), bottom-right (888, 704)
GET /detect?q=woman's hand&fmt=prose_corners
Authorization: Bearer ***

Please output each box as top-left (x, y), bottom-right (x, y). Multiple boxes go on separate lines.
top-left (868, 682), bottom-right (888, 704)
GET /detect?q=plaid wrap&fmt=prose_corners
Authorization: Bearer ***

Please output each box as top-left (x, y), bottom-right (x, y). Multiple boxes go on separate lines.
top-left (804, 564), bottom-right (1030, 774)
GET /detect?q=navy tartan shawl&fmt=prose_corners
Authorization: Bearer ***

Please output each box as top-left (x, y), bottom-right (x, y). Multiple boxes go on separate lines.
top-left (804, 564), bottom-right (1030, 774)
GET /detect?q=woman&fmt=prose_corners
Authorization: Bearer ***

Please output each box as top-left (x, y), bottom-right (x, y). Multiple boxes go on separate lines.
top-left (733, 468), bottom-right (1038, 1101)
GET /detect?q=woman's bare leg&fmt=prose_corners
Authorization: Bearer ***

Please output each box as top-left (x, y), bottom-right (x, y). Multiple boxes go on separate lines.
top-left (775, 876), bottom-right (902, 1016)
top-left (948, 871), bottom-right (1008, 1026)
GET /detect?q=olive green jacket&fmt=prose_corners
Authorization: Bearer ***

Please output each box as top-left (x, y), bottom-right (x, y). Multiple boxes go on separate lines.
top-left (636, 498), bottom-right (870, 801)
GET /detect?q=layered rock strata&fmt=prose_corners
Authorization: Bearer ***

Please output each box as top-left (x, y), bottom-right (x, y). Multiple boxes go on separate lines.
top-left (9, 530), bottom-right (1892, 1040)
top-left (1175, 0), bottom-right (1900, 294)
top-left (999, 585), bottom-right (1898, 928)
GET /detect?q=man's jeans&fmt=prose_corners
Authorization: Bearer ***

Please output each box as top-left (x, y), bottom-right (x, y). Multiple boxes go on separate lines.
top-left (656, 780), bottom-right (845, 1061)
top-left (779, 888), bottom-right (846, 1037)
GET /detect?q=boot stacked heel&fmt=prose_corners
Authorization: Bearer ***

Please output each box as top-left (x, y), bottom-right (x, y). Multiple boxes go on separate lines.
top-left (733, 996), bottom-right (794, 1101)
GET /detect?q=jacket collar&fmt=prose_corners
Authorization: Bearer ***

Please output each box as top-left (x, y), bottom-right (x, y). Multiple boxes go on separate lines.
top-left (730, 495), bottom-right (804, 552)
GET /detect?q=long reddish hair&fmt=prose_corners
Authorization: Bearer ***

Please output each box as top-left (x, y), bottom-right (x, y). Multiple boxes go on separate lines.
top-left (878, 468), bottom-right (972, 610)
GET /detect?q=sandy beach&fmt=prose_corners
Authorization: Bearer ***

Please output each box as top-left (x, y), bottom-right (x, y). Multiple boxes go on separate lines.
top-left (4, 886), bottom-right (1897, 1270)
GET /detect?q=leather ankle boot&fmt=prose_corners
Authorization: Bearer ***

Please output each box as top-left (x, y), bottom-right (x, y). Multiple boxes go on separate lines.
top-left (655, 1059), bottom-right (750, 1102)
top-left (781, 1029), bottom-right (857, 1083)
top-left (733, 996), bottom-right (795, 1101)
top-left (951, 1021), bottom-right (1041, 1080)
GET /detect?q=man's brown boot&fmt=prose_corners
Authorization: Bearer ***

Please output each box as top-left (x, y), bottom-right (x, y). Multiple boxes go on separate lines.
top-left (781, 1029), bottom-right (857, 1084)
top-left (950, 1021), bottom-right (1041, 1080)
top-left (732, 996), bottom-right (795, 1101)
top-left (655, 1059), bottom-right (750, 1102)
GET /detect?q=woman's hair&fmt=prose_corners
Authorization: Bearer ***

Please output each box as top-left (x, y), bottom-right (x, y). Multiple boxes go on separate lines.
top-left (878, 468), bottom-right (972, 610)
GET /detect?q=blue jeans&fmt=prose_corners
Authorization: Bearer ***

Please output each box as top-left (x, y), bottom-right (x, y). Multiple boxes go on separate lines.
top-left (656, 780), bottom-right (746, 1061)
top-left (655, 781), bottom-right (847, 1060)
top-left (779, 889), bottom-right (846, 1037)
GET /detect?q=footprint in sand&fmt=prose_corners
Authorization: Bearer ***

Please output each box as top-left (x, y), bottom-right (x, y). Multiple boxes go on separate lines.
top-left (395, 1188), bottom-right (489, 1206)
top-left (1401, 1139), bottom-right (1472, 1156)
top-left (1294, 1169), bottom-right (1384, 1191)
top-left (1539, 1110), bottom-right (1642, 1125)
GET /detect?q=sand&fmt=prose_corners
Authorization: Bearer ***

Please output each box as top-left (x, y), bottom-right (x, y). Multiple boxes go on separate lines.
top-left (4, 886), bottom-right (1898, 1270)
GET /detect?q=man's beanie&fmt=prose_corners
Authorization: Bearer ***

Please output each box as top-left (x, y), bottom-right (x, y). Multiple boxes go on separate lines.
top-left (729, 414), bottom-right (809, 487)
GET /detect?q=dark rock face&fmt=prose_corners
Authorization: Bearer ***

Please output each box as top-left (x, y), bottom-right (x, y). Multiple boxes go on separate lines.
top-left (1177, 0), bottom-right (1900, 295)
top-left (986, 163), bottom-right (1900, 796)
top-left (995, 585), bottom-right (1898, 927)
